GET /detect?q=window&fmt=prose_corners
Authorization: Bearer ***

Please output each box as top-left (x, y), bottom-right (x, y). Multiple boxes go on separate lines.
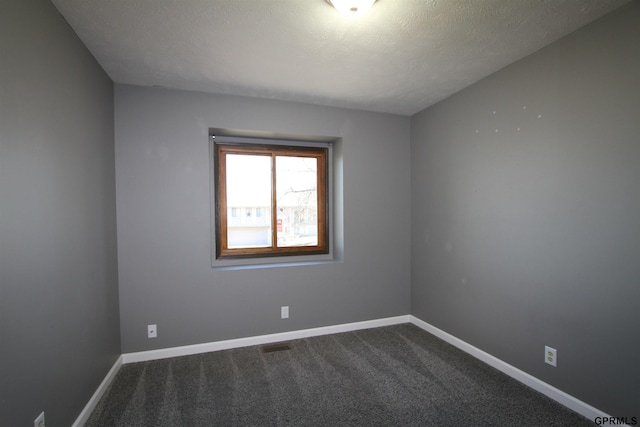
top-left (214, 142), bottom-right (328, 259)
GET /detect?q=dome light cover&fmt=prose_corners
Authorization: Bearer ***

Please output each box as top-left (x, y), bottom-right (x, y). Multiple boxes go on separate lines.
top-left (327, 0), bottom-right (377, 15)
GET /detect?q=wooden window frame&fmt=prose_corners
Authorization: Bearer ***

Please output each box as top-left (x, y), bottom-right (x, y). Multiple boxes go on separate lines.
top-left (215, 142), bottom-right (328, 259)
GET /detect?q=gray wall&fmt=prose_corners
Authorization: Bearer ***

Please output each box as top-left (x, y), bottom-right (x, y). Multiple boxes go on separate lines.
top-left (410, 2), bottom-right (640, 417)
top-left (115, 85), bottom-right (411, 353)
top-left (0, 0), bottom-right (120, 425)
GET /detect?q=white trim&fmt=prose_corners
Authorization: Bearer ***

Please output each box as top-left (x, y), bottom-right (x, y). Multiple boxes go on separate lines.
top-left (122, 315), bottom-right (410, 364)
top-left (79, 316), bottom-right (623, 426)
top-left (72, 355), bottom-right (123, 427)
top-left (409, 315), bottom-right (620, 425)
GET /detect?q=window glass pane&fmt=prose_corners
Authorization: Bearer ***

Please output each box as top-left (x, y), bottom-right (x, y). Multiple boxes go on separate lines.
top-left (226, 154), bottom-right (272, 248)
top-left (276, 156), bottom-right (318, 247)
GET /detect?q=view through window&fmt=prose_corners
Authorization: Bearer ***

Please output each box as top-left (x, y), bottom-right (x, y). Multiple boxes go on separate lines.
top-left (215, 143), bottom-right (328, 258)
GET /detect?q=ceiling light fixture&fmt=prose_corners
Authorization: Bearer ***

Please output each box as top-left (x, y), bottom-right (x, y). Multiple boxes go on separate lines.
top-left (327, 0), bottom-right (377, 15)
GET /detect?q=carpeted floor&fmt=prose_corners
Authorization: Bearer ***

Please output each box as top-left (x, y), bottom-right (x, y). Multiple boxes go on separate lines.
top-left (86, 324), bottom-right (594, 426)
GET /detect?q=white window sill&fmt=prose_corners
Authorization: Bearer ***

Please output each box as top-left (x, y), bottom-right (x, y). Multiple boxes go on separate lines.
top-left (211, 254), bottom-right (343, 271)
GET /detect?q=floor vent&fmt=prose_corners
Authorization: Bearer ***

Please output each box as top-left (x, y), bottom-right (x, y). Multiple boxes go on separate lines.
top-left (261, 343), bottom-right (291, 353)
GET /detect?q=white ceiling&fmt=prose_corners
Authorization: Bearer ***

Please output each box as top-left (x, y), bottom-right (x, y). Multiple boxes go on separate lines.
top-left (51, 0), bottom-right (630, 116)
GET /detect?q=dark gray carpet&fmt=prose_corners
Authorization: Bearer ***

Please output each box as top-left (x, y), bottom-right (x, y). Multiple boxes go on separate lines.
top-left (86, 324), bottom-right (594, 426)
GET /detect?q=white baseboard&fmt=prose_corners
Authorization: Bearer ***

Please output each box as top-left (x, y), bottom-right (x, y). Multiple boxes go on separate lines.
top-left (78, 316), bottom-right (622, 426)
top-left (73, 355), bottom-right (123, 427)
top-left (409, 315), bottom-right (619, 425)
top-left (122, 315), bottom-right (411, 364)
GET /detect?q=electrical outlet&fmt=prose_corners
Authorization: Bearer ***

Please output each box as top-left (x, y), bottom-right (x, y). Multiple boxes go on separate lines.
top-left (34, 411), bottom-right (45, 427)
top-left (281, 306), bottom-right (289, 319)
top-left (148, 324), bottom-right (157, 338)
top-left (545, 346), bottom-right (557, 367)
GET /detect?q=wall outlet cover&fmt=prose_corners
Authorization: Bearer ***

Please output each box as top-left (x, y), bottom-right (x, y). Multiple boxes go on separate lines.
top-left (281, 306), bottom-right (289, 319)
top-left (545, 345), bottom-right (557, 367)
top-left (148, 324), bottom-right (157, 338)
top-left (34, 411), bottom-right (45, 427)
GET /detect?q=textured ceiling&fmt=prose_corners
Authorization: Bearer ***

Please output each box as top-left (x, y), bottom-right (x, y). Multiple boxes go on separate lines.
top-left (51, 0), bottom-right (630, 116)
